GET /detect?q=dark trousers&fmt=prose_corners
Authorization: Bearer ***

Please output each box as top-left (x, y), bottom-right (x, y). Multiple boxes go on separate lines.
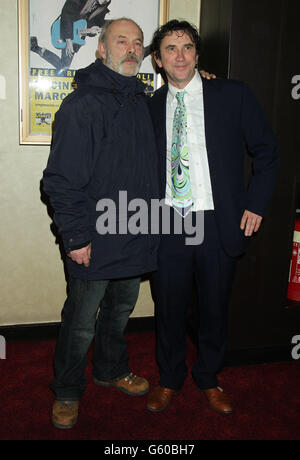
top-left (151, 210), bottom-right (237, 390)
top-left (51, 276), bottom-right (141, 401)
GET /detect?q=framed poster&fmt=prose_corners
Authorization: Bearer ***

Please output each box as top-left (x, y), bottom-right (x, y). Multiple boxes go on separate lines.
top-left (18, 0), bottom-right (170, 145)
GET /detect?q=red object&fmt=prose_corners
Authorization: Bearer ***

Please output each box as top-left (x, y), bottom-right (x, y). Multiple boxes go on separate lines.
top-left (287, 218), bottom-right (300, 303)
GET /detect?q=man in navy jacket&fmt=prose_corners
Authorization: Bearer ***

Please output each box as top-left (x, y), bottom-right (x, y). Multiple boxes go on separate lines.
top-left (146, 20), bottom-right (280, 415)
top-left (43, 18), bottom-right (159, 429)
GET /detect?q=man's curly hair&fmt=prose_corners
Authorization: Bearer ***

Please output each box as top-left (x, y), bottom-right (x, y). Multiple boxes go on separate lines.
top-left (150, 20), bottom-right (201, 74)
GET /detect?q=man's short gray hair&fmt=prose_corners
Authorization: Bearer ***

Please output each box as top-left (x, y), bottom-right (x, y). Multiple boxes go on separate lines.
top-left (99, 17), bottom-right (144, 47)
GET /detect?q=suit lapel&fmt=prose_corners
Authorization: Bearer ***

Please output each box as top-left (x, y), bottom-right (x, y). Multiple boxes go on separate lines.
top-left (201, 77), bottom-right (222, 182)
top-left (150, 85), bottom-right (168, 193)
top-left (152, 85), bottom-right (167, 146)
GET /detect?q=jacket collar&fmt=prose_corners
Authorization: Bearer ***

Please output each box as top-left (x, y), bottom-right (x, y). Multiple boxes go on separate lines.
top-left (75, 59), bottom-right (145, 96)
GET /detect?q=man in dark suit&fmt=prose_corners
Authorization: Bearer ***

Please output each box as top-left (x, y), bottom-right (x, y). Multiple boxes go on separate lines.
top-left (146, 20), bottom-right (280, 414)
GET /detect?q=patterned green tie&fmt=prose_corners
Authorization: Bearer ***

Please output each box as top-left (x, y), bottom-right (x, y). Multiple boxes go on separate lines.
top-left (171, 91), bottom-right (192, 214)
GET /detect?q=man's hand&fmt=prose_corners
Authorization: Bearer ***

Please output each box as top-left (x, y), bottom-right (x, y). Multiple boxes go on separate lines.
top-left (87, 26), bottom-right (101, 36)
top-left (65, 39), bottom-right (74, 58)
top-left (67, 243), bottom-right (91, 268)
top-left (240, 210), bottom-right (263, 236)
top-left (199, 70), bottom-right (216, 80)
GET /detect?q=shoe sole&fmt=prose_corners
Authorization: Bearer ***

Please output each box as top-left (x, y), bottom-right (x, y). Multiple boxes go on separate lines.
top-left (94, 378), bottom-right (149, 396)
top-left (52, 418), bottom-right (78, 430)
top-left (147, 402), bottom-right (171, 413)
top-left (205, 402), bottom-right (233, 415)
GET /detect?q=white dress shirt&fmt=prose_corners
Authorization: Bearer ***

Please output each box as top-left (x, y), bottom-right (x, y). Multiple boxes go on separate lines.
top-left (165, 71), bottom-right (215, 212)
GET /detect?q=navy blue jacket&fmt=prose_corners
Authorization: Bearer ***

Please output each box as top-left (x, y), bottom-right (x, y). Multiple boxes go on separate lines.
top-left (148, 76), bottom-right (280, 257)
top-left (43, 59), bottom-right (159, 280)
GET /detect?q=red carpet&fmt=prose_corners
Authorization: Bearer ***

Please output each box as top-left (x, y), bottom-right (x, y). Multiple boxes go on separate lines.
top-left (1, 332), bottom-right (300, 440)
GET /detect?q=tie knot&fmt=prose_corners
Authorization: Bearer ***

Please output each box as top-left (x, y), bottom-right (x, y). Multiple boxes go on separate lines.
top-left (176, 91), bottom-right (186, 104)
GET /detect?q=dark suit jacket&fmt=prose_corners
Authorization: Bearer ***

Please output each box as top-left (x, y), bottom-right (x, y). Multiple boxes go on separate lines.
top-left (148, 76), bottom-right (280, 257)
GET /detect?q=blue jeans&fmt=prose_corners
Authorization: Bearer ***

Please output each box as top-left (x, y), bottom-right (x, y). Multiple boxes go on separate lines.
top-left (51, 276), bottom-right (141, 401)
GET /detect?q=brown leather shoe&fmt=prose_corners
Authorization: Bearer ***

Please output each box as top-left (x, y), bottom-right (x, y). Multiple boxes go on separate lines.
top-left (201, 387), bottom-right (233, 415)
top-left (94, 372), bottom-right (149, 396)
top-left (147, 386), bottom-right (179, 412)
top-left (52, 400), bottom-right (79, 429)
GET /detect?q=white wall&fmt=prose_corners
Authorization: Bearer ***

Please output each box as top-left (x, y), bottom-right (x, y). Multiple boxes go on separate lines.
top-left (169, 0), bottom-right (201, 28)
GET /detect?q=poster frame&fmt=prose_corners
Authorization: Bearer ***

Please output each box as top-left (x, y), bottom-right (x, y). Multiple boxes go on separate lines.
top-left (18, 0), bottom-right (170, 145)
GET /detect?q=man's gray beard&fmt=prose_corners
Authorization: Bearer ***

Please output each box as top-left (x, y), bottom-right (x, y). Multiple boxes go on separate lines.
top-left (118, 60), bottom-right (142, 77)
top-left (105, 49), bottom-right (143, 77)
